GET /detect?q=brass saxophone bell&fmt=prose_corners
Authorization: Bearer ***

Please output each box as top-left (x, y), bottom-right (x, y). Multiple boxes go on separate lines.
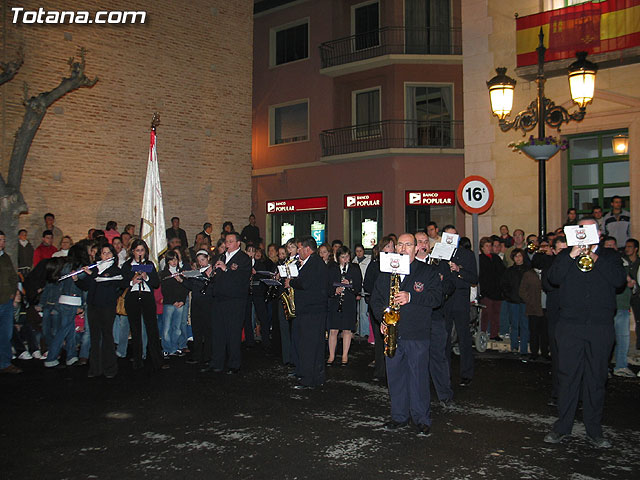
top-left (576, 246), bottom-right (594, 272)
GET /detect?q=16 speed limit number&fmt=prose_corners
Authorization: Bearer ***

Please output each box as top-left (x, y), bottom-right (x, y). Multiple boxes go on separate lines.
top-left (456, 175), bottom-right (494, 214)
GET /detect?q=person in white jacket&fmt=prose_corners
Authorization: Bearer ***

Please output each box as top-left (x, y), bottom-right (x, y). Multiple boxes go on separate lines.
top-left (352, 244), bottom-right (371, 338)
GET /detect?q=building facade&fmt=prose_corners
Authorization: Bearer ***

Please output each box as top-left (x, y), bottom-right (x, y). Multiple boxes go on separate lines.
top-left (463, 0), bottom-right (637, 239)
top-left (252, 0), bottom-right (465, 249)
top-left (1, 0), bottom-right (253, 246)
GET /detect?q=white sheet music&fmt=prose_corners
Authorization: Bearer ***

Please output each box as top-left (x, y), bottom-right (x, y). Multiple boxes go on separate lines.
top-left (564, 224), bottom-right (599, 246)
top-left (440, 232), bottom-right (459, 247)
top-left (379, 252), bottom-right (410, 275)
top-left (430, 243), bottom-right (456, 261)
top-left (277, 264), bottom-right (299, 278)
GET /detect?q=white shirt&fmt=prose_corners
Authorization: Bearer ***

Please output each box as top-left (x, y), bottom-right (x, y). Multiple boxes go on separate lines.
top-left (225, 248), bottom-right (240, 263)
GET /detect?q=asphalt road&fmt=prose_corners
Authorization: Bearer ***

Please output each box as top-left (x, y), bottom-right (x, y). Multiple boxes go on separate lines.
top-left (1, 341), bottom-right (638, 480)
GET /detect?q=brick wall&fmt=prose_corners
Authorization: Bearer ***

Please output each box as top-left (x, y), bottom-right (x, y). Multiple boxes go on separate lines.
top-left (1, 0), bottom-right (253, 247)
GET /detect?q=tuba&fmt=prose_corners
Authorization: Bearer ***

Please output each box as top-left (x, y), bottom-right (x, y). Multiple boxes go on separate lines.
top-left (280, 258), bottom-right (296, 320)
top-left (382, 273), bottom-right (401, 357)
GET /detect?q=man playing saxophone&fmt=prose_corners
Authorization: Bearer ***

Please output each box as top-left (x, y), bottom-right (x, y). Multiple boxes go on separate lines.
top-left (371, 233), bottom-right (442, 437)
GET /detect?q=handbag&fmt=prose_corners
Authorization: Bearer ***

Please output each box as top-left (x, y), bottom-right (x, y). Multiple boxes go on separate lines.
top-left (116, 288), bottom-right (129, 316)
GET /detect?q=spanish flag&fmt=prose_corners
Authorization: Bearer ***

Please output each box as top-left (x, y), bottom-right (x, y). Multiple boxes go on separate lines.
top-left (516, 0), bottom-right (640, 67)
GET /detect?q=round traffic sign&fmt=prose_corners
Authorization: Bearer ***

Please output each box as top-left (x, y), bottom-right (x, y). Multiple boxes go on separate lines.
top-left (456, 175), bottom-right (494, 214)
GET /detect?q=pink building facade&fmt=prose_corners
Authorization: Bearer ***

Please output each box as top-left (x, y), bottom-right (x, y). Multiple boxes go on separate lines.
top-left (252, 0), bottom-right (465, 248)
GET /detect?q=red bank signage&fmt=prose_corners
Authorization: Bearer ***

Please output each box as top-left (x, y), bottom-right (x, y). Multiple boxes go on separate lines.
top-left (266, 196), bottom-right (328, 213)
top-left (344, 192), bottom-right (383, 209)
top-left (405, 191), bottom-right (455, 206)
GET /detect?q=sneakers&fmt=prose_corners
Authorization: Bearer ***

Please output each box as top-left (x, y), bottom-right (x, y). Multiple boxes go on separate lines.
top-left (32, 350), bottom-right (43, 359)
top-left (544, 431), bottom-right (567, 444)
top-left (383, 420), bottom-right (409, 431)
top-left (613, 367), bottom-right (635, 378)
top-left (66, 357), bottom-right (79, 366)
top-left (459, 378), bottom-right (472, 387)
top-left (18, 351), bottom-right (33, 360)
top-left (439, 398), bottom-right (454, 409)
top-left (416, 424), bottom-right (432, 437)
top-left (44, 359), bottom-right (60, 368)
top-left (587, 436), bottom-right (611, 448)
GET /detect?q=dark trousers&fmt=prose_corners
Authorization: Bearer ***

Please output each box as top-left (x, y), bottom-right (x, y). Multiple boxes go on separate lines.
top-left (253, 295), bottom-right (271, 347)
top-left (547, 311), bottom-right (560, 399)
top-left (631, 296), bottom-right (640, 349)
top-left (529, 313), bottom-right (549, 358)
top-left (191, 302), bottom-right (212, 363)
top-left (211, 298), bottom-right (246, 371)
top-left (242, 297), bottom-right (256, 346)
top-left (445, 306), bottom-right (474, 380)
top-left (429, 315), bottom-right (453, 401)
top-left (87, 304), bottom-right (117, 377)
top-left (480, 297), bottom-right (501, 338)
top-left (125, 293), bottom-right (163, 370)
top-left (386, 338), bottom-right (431, 426)
top-left (277, 303), bottom-right (292, 365)
top-left (553, 322), bottom-right (614, 438)
top-left (293, 311), bottom-right (326, 387)
top-left (370, 305), bottom-right (386, 380)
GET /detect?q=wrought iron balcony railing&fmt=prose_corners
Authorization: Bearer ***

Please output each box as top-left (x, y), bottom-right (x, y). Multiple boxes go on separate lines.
top-left (320, 120), bottom-right (463, 157)
top-left (319, 26), bottom-right (462, 69)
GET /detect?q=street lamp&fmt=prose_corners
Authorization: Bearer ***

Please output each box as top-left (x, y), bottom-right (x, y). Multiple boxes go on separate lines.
top-left (487, 28), bottom-right (598, 236)
top-left (612, 134), bottom-right (629, 155)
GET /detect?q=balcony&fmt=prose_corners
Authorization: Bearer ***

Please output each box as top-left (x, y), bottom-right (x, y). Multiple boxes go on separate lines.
top-left (319, 26), bottom-right (462, 73)
top-left (320, 120), bottom-right (463, 158)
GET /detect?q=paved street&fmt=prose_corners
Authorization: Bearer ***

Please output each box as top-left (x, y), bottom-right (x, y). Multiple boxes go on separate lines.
top-left (1, 341), bottom-right (638, 479)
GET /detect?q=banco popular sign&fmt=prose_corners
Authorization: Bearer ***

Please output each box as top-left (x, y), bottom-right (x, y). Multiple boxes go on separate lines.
top-left (405, 191), bottom-right (455, 206)
top-left (344, 192), bottom-right (383, 209)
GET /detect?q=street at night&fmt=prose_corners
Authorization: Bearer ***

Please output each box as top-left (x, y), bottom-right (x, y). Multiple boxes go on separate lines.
top-left (2, 341), bottom-right (638, 479)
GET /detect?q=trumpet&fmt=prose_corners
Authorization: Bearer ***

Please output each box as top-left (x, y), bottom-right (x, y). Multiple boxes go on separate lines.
top-left (576, 245), bottom-right (594, 272)
top-left (526, 242), bottom-right (539, 253)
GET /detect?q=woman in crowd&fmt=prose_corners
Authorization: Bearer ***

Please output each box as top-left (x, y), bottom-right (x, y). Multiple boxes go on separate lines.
top-left (519, 264), bottom-right (548, 361)
top-left (43, 245), bottom-right (87, 368)
top-left (52, 236), bottom-right (73, 258)
top-left (76, 243), bottom-right (121, 378)
top-left (121, 239), bottom-right (167, 370)
top-left (183, 249), bottom-right (215, 365)
top-left (159, 250), bottom-right (188, 357)
top-left (171, 245), bottom-right (193, 352)
top-left (352, 243), bottom-right (370, 338)
top-left (478, 236), bottom-right (505, 341)
top-left (327, 246), bottom-right (362, 366)
top-left (104, 221), bottom-right (120, 244)
top-left (318, 242), bottom-right (331, 264)
top-left (501, 248), bottom-right (531, 357)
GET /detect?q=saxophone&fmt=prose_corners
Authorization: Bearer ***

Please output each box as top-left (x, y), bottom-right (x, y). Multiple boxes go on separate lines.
top-left (280, 257), bottom-right (296, 320)
top-left (382, 273), bottom-right (400, 357)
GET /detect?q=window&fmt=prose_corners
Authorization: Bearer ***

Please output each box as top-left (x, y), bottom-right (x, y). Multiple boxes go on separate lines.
top-left (568, 130), bottom-right (629, 214)
top-left (353, 88), bottom-right (380, 137)
top-left (405, 84), bottom-right (453, 147)
top-left (271, 20), bottom-right (309, 66)
top-left (270, 100), bottom-right (309, 145)
top-left (405, 0), bottom-right (451, 54)
top-left (353, 1), bottom-right (379, 51)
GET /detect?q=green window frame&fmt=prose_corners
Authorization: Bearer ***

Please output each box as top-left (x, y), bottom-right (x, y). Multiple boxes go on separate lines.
top-left (567, 129), bottom-right (629, 215)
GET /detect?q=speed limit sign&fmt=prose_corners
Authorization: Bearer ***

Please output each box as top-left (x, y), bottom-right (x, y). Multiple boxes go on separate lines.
top-left (456, 175), bottom-right (494, 214)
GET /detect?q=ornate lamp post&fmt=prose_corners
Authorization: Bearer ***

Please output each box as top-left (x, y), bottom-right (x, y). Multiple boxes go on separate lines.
top-left (487, 28), bottom-right (598, 237)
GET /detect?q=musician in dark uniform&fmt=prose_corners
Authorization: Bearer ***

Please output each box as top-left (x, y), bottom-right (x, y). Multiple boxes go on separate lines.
top-left (442, 225), bottom-right (478, 387)
top-left (285, 236), bottom-right (328, 389)
top-left (371, 233), bottom-right (443, 436)
top-left (208, 232), bottom-right (251, 374)
top-left (245, 245), bottom-right (271, 349)
top-left (544, 218), bottom-right (626, 448)
top-left (327, 246), bottom-right (362, 366)
top-left (183, 250), bottom-right (215, 365)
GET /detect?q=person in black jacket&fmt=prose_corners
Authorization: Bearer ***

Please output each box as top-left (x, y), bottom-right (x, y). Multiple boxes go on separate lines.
top-left (245, 245), bottom-right (271, 350)
top-left (326, 246), bottom-right (362, 366)
top-left (286, 236), bottom-right (328, 389)
top-left (363, 236), bottom-right (395, 382)
top-left (544, 219), bottom-right (626, 448)
top-left (159, 250), bottom-right (189, 356)
top-left (501, 249), bottom-right (530, 356)
top-left (442, 226), bottom-right (478, 387)
top-left (121, 239), bottom-right (166, 371)
top-left (75, 243), bottom-right (122, 378)
top-left (183, 250), bottom-right (215, 365)
top-left (371, 233), bottom-right (443, 437)
top-left (207, 232), bottom-right (251, 374)
top-left (479, 237), bottom-right (505, 341)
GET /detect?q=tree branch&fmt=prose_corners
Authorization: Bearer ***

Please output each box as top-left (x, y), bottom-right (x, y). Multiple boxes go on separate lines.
top-left (0, 51), bottom-right (24, 86)
top-left (6, 49), bottom-right (98, 190)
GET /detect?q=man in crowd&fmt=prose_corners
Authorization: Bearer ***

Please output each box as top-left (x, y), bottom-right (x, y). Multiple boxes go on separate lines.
top-left (544, 218), bottom-right (626, 448)
top-left (0, 231), bottom-right (21, 374)
top-left (499, 225), bottom-right (513, 248)
top-left (591, 206), bottom-right (605, 234)
top-left (284, 236), bottom-right (328, 390)
top-left (371, 233), bottom-right (442, 436)
top-left (504, 229), bottom-right (527, 267)
top-left (32, 231), bottom-right (57, 267)
top-left (426, 222), bottom-right (441, 248)
top-left (200, 222), bottom-right (213, 244)
top-left (240, 214), bottom-right (260, 247)
top-left (34, 212), bottom-right (63, 247)
top-left (625, 239), bottom-right (640, 352)
top-left (166, 217), bottom-right (188, 248)
top-left (442, 225), bottom-right (478, 387)
top-left (17, 229), bottom-right (34, 273)
top-left (603, 195), bottom-right (630, 249)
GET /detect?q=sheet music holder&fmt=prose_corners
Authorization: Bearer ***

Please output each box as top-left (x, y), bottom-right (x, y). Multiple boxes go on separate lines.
top-left (564, 224), bottom-right (599, 247)
top-left (379, 252), bottom-right (410, 275)
top-left (430, 243), bottom-right (456, 261)
top-left (260, 278), bottom-right (282, 287)
top-left (441, 232), bottom-right (459, 247)
top-left (255, 270), bottom-right (275, 277)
